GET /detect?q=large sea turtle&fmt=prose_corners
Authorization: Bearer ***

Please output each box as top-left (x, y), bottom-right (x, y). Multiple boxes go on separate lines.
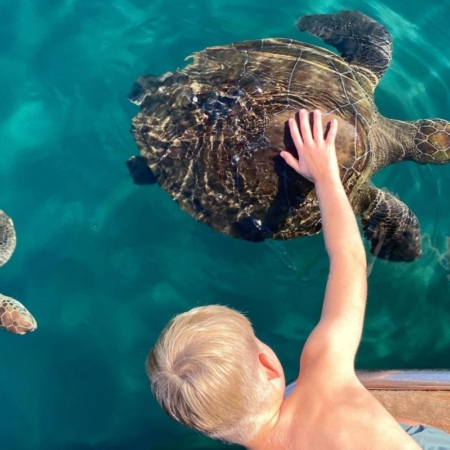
top-left (0, 210), bottom-right (37, 335)
top-left (127, 10), bottom-right (450, 261)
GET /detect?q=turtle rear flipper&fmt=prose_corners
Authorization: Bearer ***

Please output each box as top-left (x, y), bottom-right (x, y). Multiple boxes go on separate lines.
top-left (356, 185), bottom-right (421, 262)
top-left (298, 10), bottom-right (392, 89)
top-left (128, 73), bottom-right (173, 106)
top-left (126, 156), bottom-right (157, 185)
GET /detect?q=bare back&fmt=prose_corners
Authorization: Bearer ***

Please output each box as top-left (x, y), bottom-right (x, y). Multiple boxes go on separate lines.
top-left (271, 370), bottom-right (421, 450)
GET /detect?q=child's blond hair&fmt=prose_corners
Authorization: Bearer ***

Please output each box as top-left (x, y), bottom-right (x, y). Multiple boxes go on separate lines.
top-left (146, 305), bottom-right (272, 444)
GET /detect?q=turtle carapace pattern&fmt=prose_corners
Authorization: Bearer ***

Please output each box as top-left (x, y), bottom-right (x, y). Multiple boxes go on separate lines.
top-left (128, 10), bottom-right (450, 262)
top-left (0, 210), bottom-right (16, 267)
top-left (0, 210), bottom-right (37, 335)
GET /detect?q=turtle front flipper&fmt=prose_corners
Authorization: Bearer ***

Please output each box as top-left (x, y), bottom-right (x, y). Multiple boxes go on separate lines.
top-left (0, 294), bottom-right (37, 335)
top-left (297, 10), bottom-right (392, 90)
top-left (356, 185), bottom-right (421, 262)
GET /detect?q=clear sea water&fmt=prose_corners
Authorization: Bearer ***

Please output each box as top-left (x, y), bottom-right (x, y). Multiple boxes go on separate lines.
top-left (1, 0), bottom-right (450, 449)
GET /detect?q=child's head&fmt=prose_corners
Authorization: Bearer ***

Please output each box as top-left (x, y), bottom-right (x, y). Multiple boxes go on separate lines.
top-left (146, 305), bottom-right (280, 444)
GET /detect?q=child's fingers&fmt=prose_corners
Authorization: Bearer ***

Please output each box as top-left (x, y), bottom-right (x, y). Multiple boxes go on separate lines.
top-left (325, 119), bottom-right (338, 145)
top-left (280, 151), bottom-right (300, 172)
top-left (288, 118), bottom-right (303, 152)
top-left (299, 109), bottom-right (313, 146)
top-left (313, 110), bottom-right (323, 142)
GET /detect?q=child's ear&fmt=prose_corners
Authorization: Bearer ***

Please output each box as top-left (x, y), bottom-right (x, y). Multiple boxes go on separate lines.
top-left (258, 352), bottom-right (283, 381)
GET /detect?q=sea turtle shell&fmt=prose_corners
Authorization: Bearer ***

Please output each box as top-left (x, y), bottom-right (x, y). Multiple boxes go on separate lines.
top-left (129, 38), bottom-right (373, 242)
top-left (0, 210), bottom-right (37, 334)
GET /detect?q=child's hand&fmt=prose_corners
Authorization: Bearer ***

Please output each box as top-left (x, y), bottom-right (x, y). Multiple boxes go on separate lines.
top-left (280, 109), bottom-right (339, 184)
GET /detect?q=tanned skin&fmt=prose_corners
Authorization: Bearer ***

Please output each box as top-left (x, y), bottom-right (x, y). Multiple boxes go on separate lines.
top-left (244, 110), bottom-right (422, 450)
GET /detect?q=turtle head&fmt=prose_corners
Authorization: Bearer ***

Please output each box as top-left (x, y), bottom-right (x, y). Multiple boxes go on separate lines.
top-left (413, 119), bottom-right (450, 164)
top-left (0, 295), bottom-right (38, 335)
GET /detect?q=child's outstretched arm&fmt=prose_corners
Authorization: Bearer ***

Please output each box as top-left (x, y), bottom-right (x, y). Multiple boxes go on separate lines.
top-left (281, 109), bottom-right (367, 376)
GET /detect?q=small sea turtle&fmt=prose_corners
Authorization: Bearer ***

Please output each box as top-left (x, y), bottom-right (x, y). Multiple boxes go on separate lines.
top-left (127, 10), bottom-right (450, 261)
top-left (0, 210), bottom-right (37, 335)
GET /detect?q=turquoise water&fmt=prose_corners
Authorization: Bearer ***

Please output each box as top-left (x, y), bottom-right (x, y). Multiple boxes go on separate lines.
top-left (1, 0), bottom-right (450, 448)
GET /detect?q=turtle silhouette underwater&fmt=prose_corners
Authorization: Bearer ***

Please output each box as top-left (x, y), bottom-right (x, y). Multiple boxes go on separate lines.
top-left (0, 210), bottom-right (37, 335)
top-left (127, 10), bottom-right (450, 262)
